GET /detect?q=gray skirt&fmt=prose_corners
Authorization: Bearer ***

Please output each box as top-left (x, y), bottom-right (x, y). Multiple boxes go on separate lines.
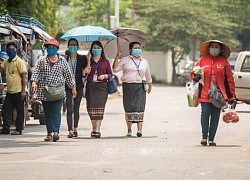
top-left (86, 82), bottom-right (108, 120)
top-left (122, 83), bottom-right (146, 123)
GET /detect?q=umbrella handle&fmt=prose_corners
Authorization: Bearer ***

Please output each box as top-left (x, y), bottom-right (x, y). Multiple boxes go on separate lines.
top-left (83, 51), bottom-right (91, 77)
top-left (86, 51), bottom-right (91, 68)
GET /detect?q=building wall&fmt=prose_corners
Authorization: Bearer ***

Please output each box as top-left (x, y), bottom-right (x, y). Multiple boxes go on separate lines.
top-left (143, 51), bottom-right (172, 84)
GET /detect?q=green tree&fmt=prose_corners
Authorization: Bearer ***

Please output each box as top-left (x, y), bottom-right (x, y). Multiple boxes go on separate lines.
top-left (140, 0), bottom-right (239, 84)
top-left (3, 0), bottom-right (60, 37)
top-left (58, 0), bottom-right (135, 33)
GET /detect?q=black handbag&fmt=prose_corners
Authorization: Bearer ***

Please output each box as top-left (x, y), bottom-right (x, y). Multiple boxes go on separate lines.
top-left (42, 57), bottom-right (65, 101)
top-left (107, 77), bottom-right (118, 94)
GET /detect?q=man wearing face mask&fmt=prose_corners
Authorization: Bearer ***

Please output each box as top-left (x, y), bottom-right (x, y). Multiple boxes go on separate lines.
top-left (0, 42), bottom-right (27, 135)
top-left (65, 38), bottom-right (89, 138)
top-left (190, 40), bottom-right (236, 146)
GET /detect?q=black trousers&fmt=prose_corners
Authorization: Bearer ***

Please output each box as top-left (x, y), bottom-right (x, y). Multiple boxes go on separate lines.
top-left (66, 88), bottom-right (83, 131)
top-left (2, 92), bottom-right (24, 132)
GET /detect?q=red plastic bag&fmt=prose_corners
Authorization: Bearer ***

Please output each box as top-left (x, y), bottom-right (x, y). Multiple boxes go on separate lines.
top-left (222, 105), bottom-right (239, 123)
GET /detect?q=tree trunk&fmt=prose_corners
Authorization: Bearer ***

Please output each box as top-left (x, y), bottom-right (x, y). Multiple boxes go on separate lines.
top-left (171, 48), bottom-right (177, 85)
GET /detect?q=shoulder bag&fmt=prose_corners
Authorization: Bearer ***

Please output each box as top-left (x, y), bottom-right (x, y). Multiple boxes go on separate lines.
top-left (42, 57), bottom-right (65, 101)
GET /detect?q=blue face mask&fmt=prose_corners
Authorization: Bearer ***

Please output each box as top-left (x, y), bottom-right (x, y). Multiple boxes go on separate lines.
top-left (209, 47), bottom-right (220, 57)
top-left (92, 49), bottom-right (102, 56)
top-left (68, 46), bottom-right (78, 53)
top-left (47, 47), bottom-right (58, 56)
top-left (6, 49), bottom-right (17, 58)
top-left (132, 49), bottom-right (142, 57)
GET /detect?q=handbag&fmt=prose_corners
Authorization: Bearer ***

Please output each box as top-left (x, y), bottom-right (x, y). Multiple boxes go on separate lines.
top-left (208, 81), bottom-right (226, 108)
top-left (107, 77), bottom-right (118, 94)
top-left (42, 57), bottom-right (65, 101)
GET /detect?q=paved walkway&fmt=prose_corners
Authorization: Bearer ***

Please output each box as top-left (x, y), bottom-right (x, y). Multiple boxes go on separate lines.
top-left (0, 86), bottom-right (249, 180)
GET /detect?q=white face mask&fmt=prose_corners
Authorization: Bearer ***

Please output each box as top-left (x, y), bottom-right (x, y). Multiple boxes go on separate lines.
top-left (209, 47), bottom-right (220, 57)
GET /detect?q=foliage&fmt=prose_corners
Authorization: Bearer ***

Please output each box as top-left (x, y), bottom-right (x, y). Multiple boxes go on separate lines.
top-left (58, 0), bottom-right (134, 33)
top-left (2, 0), bottom-right (60, 37)
top-left (139, 0), bottom-right (247, 83)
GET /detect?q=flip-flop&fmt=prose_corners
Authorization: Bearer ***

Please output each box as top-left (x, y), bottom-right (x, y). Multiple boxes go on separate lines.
top-left (200, 139), bottom-right (207, 146)
top-left (209, 141), bottom-right (216, 146)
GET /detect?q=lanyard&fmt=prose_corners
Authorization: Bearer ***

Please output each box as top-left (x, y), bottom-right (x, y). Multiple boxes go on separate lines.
top-left (94, 61), bottom-right (100, 73)
top-left (131, 58), bottom-right (141, 72)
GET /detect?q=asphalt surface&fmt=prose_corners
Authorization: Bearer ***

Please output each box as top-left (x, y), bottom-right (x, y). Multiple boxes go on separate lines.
top-left (0, 86), bottom-right (249, 180)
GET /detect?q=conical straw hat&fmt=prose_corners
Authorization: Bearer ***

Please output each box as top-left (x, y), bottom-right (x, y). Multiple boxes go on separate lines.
top-left (199, 40), bottom-right (231, 58)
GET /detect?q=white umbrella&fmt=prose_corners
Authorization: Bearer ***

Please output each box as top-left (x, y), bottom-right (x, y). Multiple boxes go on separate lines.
top-left (104, 27), bottom-right (147, 59)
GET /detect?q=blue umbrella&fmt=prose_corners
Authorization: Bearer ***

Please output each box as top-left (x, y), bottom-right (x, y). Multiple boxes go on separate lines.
top-left (60, 25), bottom-right (117, 42)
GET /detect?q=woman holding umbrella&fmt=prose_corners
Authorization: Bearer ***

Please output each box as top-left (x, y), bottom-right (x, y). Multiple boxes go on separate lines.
top-left (85, 41), bottom-right (113, 138)
top-left (113, 41), bottom-right (152, 137)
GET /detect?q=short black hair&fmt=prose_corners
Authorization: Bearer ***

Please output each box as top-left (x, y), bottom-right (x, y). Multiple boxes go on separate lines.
top-left (129, 41), bottom-right (141, 51)
top-left (6, 42), bottom-right (17, 49)
top-left (67, 38), bottom-right (79, 47)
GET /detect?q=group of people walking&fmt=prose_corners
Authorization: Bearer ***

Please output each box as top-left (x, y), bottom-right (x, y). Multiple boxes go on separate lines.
top-left (0, 37), bottom-right (236, 146)
top-left (29, 38), bottom-right (152, 142)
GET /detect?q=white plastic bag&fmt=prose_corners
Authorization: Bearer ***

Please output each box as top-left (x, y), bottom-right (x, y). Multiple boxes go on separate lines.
top-left (186, 81), bottom-right (199, 107)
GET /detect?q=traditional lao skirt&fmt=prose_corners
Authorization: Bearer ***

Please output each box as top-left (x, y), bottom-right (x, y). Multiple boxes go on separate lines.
top-left (86, 82), bottom-right (108, 120)
top-left (122, 83), bottom-right (146, 123)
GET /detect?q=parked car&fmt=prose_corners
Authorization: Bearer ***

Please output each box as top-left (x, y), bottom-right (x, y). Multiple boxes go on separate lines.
top-left (233, 51), bottom-right (250, 104)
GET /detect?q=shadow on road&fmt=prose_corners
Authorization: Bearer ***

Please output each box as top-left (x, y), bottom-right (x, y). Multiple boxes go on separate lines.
top-left (76, 136), bottom-right (158, 140)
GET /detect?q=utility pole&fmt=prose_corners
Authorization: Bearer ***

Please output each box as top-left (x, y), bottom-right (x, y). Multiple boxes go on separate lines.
top-left (115, 0), bottom-right (119, 27)
top-left (107, 0), bottom-right (111, 29)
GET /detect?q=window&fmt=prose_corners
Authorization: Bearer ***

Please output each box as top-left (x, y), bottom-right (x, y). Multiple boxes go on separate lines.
top-left (241, 56), bottom-right (250, 72)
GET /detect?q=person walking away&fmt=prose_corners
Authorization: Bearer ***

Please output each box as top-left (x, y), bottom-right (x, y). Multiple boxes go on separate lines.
top-left (27, 42), bottom-right (37, 99)
top-left (0, 42), bottom-right (27, 135)
top-left (113, 41), bottom-right (152, 137)
top-left (66, 38), bottom-right (88, 138)
top-left (190, 40), bottom-right (236, 146)
top-left (31, 39), bottom-right (76, 142)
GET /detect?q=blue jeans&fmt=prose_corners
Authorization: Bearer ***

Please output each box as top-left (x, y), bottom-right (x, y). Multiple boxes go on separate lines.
top-left (42, 99), bottom-right (64, 134)
top-left (201, 102), bottom-right (221, 141)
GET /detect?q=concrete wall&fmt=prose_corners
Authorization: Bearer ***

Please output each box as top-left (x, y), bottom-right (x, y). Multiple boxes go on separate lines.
top-left (143, 51), bottom-right (172, 84)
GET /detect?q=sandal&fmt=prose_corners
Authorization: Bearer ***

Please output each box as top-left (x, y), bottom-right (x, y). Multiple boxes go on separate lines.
top-left (73, 131), bottom-right (78, 137)
top-left (136, 131), bottom-right (142, 137)
top-left (91, 131), bottom-right (96, 138)
top-left (126, 132), bottom-right (132, 137)
top-left (11, 130), bottom-right (22, 135)
top-left (44, 134), bottom-right (52, 142)
top-left (200, 138), bottom-right (207, 146)
top-left (94, 132), bottom-right (101, 138)
top-left (53, 132), bottom-right (60, 142)
top-left (209, 141), bottom-right (216, 146)
top-left (67, 131), bottom-right (73, 138)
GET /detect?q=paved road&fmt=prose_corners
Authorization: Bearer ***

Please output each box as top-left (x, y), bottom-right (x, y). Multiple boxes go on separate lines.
top-left (0, 86), bottom-right (249, 180)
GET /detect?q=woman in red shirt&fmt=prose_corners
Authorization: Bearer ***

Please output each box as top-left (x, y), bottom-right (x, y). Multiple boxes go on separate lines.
top-left (190, 40), bottom-right (236, 146)
top-left (85, 41), bottom-right (113, 138)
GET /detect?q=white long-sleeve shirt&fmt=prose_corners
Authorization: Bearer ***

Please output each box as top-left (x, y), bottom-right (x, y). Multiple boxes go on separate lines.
top-left (113, 55), bottom-right (152, 83)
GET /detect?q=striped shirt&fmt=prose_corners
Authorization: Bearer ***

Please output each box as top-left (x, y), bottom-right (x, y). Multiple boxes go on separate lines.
top-left (31, 55), bottom-right (75, 100)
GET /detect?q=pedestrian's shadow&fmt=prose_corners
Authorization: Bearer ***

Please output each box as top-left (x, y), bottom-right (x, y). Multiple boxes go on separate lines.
top-left (214, 145), bottom-right (241, 147)
top-left (76, 136), bottom-right (158, 140)
top-left (194, 145), bottom-right (241, 147)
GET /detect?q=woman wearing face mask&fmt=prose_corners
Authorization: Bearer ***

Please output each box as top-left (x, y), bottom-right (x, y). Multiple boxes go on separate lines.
top-left (31, 39), bottom-right (77, 142)
top-left (190, 40), bottom-right (236, 146)
top-left (65, 38), bottom-right (89, 138)
top-left (85, 41), bottom-right (112, 138)
top-left (113, 41), bottom-right (152, 137)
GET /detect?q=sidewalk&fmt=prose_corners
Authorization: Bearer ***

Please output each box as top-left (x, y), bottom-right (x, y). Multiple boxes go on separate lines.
top-left (0, 86), bottom-right (249, 180)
